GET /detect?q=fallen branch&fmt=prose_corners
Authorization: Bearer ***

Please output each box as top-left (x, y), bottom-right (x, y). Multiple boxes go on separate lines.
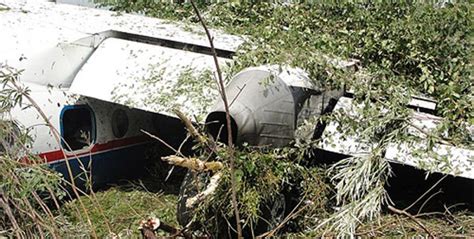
top-left (186, 172), bottom-right (222, 209)
top-left (161, 155), bottom-right (224, 209)
top-left (173, 109), bottom-right (208, 146)
top-left (162, 155), bottom-right (223, 172)
top-left (388, 205), bottom-right (434, 238)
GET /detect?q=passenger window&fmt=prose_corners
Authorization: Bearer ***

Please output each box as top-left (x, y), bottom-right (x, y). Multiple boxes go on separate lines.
top-left (61, 106), bottom-right (95, 151)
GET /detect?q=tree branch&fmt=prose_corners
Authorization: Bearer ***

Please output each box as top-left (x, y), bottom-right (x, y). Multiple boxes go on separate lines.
top-left (162, 155), bottom-right (223, 172)
top-left (189, 1), bottom-right (242, 237)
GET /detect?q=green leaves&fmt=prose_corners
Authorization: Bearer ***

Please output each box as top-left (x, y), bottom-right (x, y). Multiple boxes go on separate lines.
top-left (99, 1), bottom-right (473, 235)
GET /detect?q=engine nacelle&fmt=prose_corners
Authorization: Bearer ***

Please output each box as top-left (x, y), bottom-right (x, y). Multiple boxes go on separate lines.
top-left (205, 65), bottom-right (343, 147)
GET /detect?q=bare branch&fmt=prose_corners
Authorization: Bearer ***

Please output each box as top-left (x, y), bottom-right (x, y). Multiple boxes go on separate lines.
top-left (189, 1), bottom-right (242, 237)
top-left (162, 155), bottom-right (223, 172)
top-left (186, 172), bottom-right (222, 209)
top-left (388, 205), bottom-right (434, 237)
top-left (173, 109), bottom-right (207, 145)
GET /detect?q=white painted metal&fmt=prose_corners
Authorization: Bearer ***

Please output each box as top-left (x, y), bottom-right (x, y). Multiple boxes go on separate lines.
top-left (5, 82), bottom-right (78, 155)
top-left (0, 0), bottom-right (242, 119)
top-left (69, 38), bottom-right (229, 118)
top-left (319, 97), bottom-right (474, 179)
top-left (2, 0), bottom-right (470, 182)
top-left (0, 0), bottom-right (242, 68)
top-left (0, 0), bottom-right (243, 157)
top-left (3, 80), bottom-right (159, 158)
top-left (208, 66), bottom-right (297, 147)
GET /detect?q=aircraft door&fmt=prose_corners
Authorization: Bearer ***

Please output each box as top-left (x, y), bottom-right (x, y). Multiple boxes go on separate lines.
top-left (60, 105), bottom-right (96, 151)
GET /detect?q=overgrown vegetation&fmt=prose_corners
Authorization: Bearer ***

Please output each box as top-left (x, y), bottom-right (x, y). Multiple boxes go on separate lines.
top-left (1, 1), bottom-right (473, 238)
top-left (102, 1), bottom-right (473, 237)
top-left (64, 183), bottom-right (179, 238)
top-left (0, 67), bottom-right (82, 238)
top-left (184, 145), bottom-right (332, 237)
top-left (0, 66), bottom-right (180, 237)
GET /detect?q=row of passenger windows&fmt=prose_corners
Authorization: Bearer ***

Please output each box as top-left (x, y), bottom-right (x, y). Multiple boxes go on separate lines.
top-left (61, 106), bottom-right (129, 151)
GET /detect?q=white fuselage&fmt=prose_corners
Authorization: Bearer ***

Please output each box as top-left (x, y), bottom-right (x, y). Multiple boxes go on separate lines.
top-left (0, 0), bottom-right (240, 186)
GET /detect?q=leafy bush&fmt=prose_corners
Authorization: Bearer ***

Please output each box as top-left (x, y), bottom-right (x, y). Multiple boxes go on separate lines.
top-left (99, 0), bottom-right (473, 236)
top-left (186, 145), bottom-right (331, 236)
top-left (0, 67), bottom-right (69, 237)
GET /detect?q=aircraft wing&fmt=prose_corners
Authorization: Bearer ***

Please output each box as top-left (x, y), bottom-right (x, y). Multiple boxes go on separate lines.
top-left (318, 97), bottom-right (474, 179)
top-left (69, 37), bottom-right (231, 121)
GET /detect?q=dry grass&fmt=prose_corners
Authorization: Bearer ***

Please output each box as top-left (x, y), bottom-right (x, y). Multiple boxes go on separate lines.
top-left (285, 210), bottom-right (474, 238)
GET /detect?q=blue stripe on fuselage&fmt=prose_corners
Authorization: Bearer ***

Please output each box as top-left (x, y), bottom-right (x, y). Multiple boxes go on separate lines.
top-left (49, 142), bottom-right (152, 190)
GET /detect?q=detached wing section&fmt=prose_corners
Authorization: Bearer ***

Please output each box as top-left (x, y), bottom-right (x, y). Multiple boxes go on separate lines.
top-left (70, 38), bottom-right (230, 121)
top-left (319, 97), bottom-right (474, 179)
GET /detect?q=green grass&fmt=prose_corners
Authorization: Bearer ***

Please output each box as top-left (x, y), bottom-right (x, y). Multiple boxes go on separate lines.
top-left (62, 184), bottom-right (474, 238)
top-left (63, 183), bottom-right (178, 238)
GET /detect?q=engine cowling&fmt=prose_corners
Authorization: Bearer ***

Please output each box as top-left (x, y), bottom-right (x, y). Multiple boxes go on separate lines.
top-left (205, 65), bottom-right (342, 147)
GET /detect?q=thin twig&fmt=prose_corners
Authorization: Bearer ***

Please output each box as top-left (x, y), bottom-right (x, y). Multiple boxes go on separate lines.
top-left (0, 196), bottom-right (22, 238)
top-left (258, 193), bottom-right (310, 238)
top-left (355, 218), bottom-right (398, 236)
top-left (403, 174), bottom-right (447, 211)
top-left (417, 189), bottom-right (443, 214)
top-left (388, 205), bottom-right (434, 237)
top-left (173, 109), bottom-right (207, 145)
top-left (172, 109), bottom-right (219, 153)
top-left (228, 84), bottom-right (246, 108)
top-left (374, 98), bottom-right (454, 146)
top-left (141, 129), bottom-right (184, 157)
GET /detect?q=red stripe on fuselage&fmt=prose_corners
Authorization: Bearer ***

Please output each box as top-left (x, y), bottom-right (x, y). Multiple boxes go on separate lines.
top-left (38, 135), bottom-right (153, 163)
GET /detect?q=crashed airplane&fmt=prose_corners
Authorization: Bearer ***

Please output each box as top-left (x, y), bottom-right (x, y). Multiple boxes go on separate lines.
top-left (1, 0), bottom-right (472, 205)
top-left (0, 0), bottom-right (240, 186)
